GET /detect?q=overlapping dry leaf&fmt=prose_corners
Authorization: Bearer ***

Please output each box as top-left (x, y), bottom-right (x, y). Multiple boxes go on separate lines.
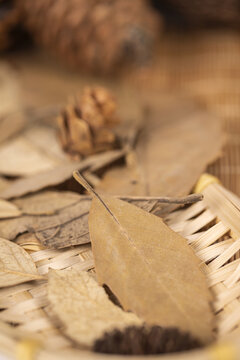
top-left (86, 187), bottom-right (214, 344)
top-left (0, 190), bottom-right (201, 249)
top-left (0, 238), bottom-right (42, 287)
top-left (0, 149), bottom-right (125, 200)
top-left (0, 191), bottom-right (90, 249)
top-left (48, 269), bottom-right (142, 347)
top-left (97, 96), bottom-right (224, 213)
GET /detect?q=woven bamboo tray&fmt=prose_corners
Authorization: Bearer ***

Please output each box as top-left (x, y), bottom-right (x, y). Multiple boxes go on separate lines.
top-left (0, 174), bottom-right (240, 359)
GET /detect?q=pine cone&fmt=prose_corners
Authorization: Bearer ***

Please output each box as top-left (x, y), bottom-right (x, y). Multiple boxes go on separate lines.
top-left (152, 0), bottom-right (240, 26)
top-left (58, 86), bottom-right (119, 157)
top-left (94, 325), bottom-right (202, 355)
top-left (16, 0), bottom-right (161, 73)
top-left (0, 0), bottom-right (21, 50)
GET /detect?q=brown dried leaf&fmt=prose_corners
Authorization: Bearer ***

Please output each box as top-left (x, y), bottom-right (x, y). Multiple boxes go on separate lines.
top-left (77, 175), bottom-right (214, 344)
top-left (13, 191), bottom-right (80, 215)
top-left (48, 269), bottom-right (142, 347)
top-left (0, 238), bottom-right (43, 287)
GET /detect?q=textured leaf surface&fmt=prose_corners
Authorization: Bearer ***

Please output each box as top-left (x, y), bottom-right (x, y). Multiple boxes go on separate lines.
top-left (48, 269), bottom-right (142, 347)
top-left (0, 191), bottom-right (200, 249)
top-left (89, 194), bottom-right (214, 343)
top-left (0, 238), bottom-right (42, 287)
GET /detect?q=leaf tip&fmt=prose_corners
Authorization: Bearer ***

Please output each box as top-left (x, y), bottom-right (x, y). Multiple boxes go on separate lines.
top-left (73, 170), bottom-right (94, 196)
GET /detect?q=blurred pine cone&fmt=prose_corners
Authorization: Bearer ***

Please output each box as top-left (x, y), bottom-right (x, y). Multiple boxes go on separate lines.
top-left (152, 0), bottom-right (240, 26)
top-left (0, 0), bottom-right (21, 50)
top-left (16, 0), bottom-right (161, 73)
top-left (58, 86), bottom-right (119, 157)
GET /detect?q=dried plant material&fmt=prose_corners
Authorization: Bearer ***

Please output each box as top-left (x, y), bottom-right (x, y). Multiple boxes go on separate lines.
top-left (0, 191), bottom-right (90, 249)
top-left (58, 87), bottom-right (119, 157)
top-left (0, 149), bottom-right (124, 200)
top-left (0, 177), bottom-right (9, 192)
top-left (17, 0), bottom-right (159, 73)
top-left (94, 325), bottom-right (202, 355)
top-left (0, 189), bottom-right (202, 249)
top-left (0, 112), bottom-right (27, 145)
top-left (15, 233), bottom-right (46, 252)
top-left (0, 199), bottom-right (21, 219)
top-left (13, 191), bottom-right (80, 216)
top-left (0, 62), bottom-right (21, 118)
top-left (48, 269), bottom-right (142, 347)
top-left (0, 162), bottom-right (83, 200)
top-left (74, 172), bottom-right (214, 344)
top-left (0, 125), bottom-right (69, 177)
top-left (97, 97), bottom-right (224, 213)
top-left (0, 238), bottom-right (43, 287)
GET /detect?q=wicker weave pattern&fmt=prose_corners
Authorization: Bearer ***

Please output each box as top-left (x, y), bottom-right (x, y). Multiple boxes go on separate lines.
top-left (0, 181), bottom-right (240, 358)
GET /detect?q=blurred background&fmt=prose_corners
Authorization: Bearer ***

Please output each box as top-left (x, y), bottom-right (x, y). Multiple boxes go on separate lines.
top-left (0, 0), bottom-right (240, 194)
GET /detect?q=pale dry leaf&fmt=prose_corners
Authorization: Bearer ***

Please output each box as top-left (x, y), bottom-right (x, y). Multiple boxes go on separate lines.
top-left (0, 199), bottom-right (21, 219)
top-left (0, 136), bottom-right (60, 177)
top-left (16, 233), bottom-right (45, 252)
top-left (0, 161), bottom-right (84, 200)
top-left (0, 149), bottom-right (125, 200)
top-left (48, 269), bottom-right (142, 347)
top-left (75, 172), bottom-right (214, 344)
top-left (0, 237), bottom-right (43, 287)
top-left (0, 122), bottom-right (73, 177)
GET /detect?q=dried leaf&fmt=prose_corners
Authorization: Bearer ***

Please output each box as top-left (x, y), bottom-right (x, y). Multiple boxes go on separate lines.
top-left (0, 130), bottom-right (64, 177)
top-left (0, 62), bottom-right (21, 118)
top-left (75, 174), bottom-right (214, 343)
top-left (0, 190), bottom-right (202, 249)
top-left (0, 149), bottom-right (124, 200)
top-left (0, 238), bottom-right (43, 287)
top-left (0, 191), bottom-right (90, 249)
top-left (0, 177), bottom-right (10, 192)
top-left (13, 191), bottom-right (80, 215)
top-left (0, 199), bottom-right (21, 219)
top-left (0, 162), bottom-right (85, 200)
top-left (48, 269), bottom-right (142, 347)
top-left (97, 96), bottom-right (224, 213)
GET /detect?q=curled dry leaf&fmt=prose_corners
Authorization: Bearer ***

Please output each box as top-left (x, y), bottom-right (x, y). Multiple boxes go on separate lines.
top-left (74, 172), bottom-right (214, 344)
top-left (0, 238), bottom-right (43, 287)
top-left (48, 269), bottom-right (142, 347)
